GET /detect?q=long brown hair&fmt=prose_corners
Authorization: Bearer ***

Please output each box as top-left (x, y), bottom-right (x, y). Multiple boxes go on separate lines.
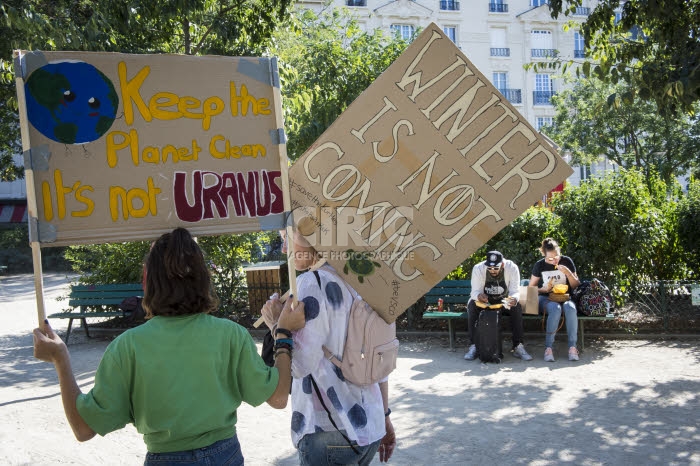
top-left (142, 228), bottom-right (219, 318)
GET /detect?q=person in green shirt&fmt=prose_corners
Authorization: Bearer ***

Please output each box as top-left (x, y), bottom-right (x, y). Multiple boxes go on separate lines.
top-left (33, 227), bottom-right (305, 465)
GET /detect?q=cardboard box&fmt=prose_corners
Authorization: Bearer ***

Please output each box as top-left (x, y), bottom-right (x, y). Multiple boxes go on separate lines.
top-left (519, 285), bottom-right (539, 315)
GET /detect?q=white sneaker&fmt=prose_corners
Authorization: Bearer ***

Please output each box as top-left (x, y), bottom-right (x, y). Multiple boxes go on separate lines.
top-left (513, 343), bottom-right (533, 361)
top-left (464, 344), bottom-right (477, 360)
top-left (568, 346), bottom-right (580, 361)
top-left (544, 347), bottom-right (555, 362)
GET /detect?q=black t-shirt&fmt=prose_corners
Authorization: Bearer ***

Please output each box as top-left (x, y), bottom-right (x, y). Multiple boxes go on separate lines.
top-left (531, 255), bottom-right (577, 287)
top-left (484, 269), bottom-right (508, 304)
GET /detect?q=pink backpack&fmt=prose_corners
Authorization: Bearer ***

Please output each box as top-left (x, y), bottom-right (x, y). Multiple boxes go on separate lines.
top-left (313, 270), bottom-right (399, 386)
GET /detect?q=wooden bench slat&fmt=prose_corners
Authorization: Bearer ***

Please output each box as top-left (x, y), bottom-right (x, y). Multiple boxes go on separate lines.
top-left (49, 311), bottom-right (128, 319)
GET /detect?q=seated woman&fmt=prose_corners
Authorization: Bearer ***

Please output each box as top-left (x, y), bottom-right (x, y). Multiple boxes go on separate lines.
top-left (528, 237), bottom-right (581, 362)
top-left (33, 227), bottom-right (305, 465)
top-left (261, 219), bottom-right (396, 465)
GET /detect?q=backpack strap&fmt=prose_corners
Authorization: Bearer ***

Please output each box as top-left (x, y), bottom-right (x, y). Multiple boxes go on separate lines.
top-left (309, 375), bottom-right (360, 454)
top-left (313, 270), bottom-right (344, 368)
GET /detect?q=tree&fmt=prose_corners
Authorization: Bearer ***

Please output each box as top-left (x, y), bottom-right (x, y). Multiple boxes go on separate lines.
top-left (550, 168), bottom-right (684, 295)
top-left (677, 180), bottom-right (700, 277)
top-left (0, 0), bottom-right (293, 180)
top-left (271, 8), bottom-right (409, 160)
top-left (547, 76), bottom-right (700, 186)
top-left (546, 0), bottom-right (700, 115)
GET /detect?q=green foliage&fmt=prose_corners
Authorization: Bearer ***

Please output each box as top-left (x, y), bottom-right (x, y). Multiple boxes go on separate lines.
top-left (64, 241), bottom-right (150, 284)
top-left (677, 180), bottom-right (700, 276)
top-left (63, 230), bottom-right (277, 312)
top-left (0, 225), bottom-right (70, 272)
top-left (550, 168), bottom-right (685, 297)
top-left (272, 8), bottom-right (409, 160)
top-left (547, 77), bottom-right (700, 186)
top-left (198, 231), bottom-right (276, 313)
top-left (545, 0), bottom-right (700, 115)
top-left (446, 207), bottom-right (559, 280)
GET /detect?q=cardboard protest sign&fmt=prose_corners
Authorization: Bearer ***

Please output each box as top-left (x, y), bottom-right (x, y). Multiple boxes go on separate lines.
top-left (14, 51), bottom-right (287, 247)
top-left (288, 23), bottom-right (573, 323)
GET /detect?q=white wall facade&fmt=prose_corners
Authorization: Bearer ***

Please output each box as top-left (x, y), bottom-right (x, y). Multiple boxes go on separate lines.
top-left (297, 0), bottom-right (598, 187)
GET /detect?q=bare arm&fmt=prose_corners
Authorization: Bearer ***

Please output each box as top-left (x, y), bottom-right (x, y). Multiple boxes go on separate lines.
top-left (378, 380), bottom-right (396, 462)
top-left (266, 298), bottom-right (305, 408)
top-left (33, 322), bottom-right (96, 442)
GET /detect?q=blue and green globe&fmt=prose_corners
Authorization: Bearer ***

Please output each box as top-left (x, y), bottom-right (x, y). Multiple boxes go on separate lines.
top-left (25, 61), bottom-right (119, 144)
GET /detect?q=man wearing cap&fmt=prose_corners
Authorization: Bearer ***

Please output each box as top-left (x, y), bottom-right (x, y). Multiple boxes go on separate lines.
top-left (463, 251), bottom-right (533, 361)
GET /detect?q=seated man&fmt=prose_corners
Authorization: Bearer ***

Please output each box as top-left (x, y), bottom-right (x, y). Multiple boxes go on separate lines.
top-left (464, 251), bottom-right (533, 361)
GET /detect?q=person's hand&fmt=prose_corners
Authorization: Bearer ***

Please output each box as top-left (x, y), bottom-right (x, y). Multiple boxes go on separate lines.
top-left (379, 417), bottom-right (396, 462)
top-left (477, 293), bottom-right (488, 303)
top-left (276, 295), bottom-right (305, 332)
top-left (507, 297), bottom-right (517, 307)
top-left (33, 320), bottom-right (68, 364)
top-left (261, 293), bottom-right (284, 331)
top-left (558, 265), bottom-right (574, 278)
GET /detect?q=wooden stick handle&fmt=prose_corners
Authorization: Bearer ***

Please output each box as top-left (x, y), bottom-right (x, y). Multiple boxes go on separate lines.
top-left (253, 289), bottom-right (291, 328)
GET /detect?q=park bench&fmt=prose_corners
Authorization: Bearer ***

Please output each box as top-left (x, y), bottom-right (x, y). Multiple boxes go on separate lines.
top-left (422, 279), bottom-right (615, 351)
top-left (422, 280), bottom-right (471, 351)
top-left (48, 283), bottom-right (143, 344)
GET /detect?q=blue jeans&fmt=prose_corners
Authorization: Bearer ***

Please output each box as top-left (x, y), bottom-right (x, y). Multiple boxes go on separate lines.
top-left (298, 430), bottom-right (382, 466)
top-left (539, 296), bottom-right (578, 348)
top-left (144, 436), bottom-right (243, 466)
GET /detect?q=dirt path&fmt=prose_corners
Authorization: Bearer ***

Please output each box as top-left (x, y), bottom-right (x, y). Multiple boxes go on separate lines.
top-left (1, 273), bottom-right (699, 465)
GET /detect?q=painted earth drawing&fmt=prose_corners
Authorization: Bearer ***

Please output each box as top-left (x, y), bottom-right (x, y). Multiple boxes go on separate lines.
top-left (25, 61), bottom-right (119, 144)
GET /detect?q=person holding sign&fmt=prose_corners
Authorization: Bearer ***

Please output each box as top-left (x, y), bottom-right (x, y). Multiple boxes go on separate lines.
top-left (528, 237), bottom-right (581, 362)
top-left (260, 222), bottom-right (396, 465)
top-left (32, 227), bottom-right (305, 465)
top-left (463, 251), bottom-right (533, 362)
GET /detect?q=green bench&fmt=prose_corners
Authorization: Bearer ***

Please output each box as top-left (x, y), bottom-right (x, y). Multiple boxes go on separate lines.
top-left (422, 279), bottom-right (615, 352)
top-left (48, 283), bottom-right (143, 344)
top-left (422, 280), bottom-right (471, 351)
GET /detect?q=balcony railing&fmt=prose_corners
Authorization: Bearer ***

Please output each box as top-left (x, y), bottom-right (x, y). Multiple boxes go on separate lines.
top-left (489, 2), bottom-right (508, 12)
top-left (574, 6), bottom-right (590, 15)
top-left (498, 88), bottom-right (522, 104)
top-left (574, 49), bottom-right (585, 58)
top-left (533, 91), bottom-right (556, 105)
top-left (531, 48), bottom-right (559, 58)
top-left (346, 0), bottom-right (366, 5)
top-left (440, 0), bottom-right (460, 10)
top-left (490, 47), bottom-right (510, 57)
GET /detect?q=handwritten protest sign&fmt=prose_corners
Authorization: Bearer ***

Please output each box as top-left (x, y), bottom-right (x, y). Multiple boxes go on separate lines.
top-left (288, 23), bottom-right (573, 323)
top-left (14, 51), bottom-right (287, 247)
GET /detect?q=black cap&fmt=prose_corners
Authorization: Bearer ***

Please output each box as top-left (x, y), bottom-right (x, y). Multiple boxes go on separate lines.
top-left (485, 251), bottom-right (503, 267)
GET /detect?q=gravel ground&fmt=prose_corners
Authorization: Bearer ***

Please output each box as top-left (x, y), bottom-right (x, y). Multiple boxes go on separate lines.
top-left (1, 273), bottom-right (699, 465)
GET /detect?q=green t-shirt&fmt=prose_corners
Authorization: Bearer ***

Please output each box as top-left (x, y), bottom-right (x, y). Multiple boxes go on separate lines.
top-left (76, 313), bottom-right (278, 453)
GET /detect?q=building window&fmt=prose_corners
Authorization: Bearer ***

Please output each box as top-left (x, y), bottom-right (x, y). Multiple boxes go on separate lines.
top-left (489, 0), bottom-right (508, 13)
top-left (614, 10), bottom-right (622, 25)
top-left (531, 30), bottom-right (557, 58)
top-left (443, 26), bottom-right (457, 43)
top-left (440, 0), bottom-right (460, 11)
top-left (574, 32), bottom-right (585, 58)
top-left (532, 0), bottom-right (548, 6)
top-left (490, 28), bottom-right (509, 57)
top-left (493, 72), bottom-right (508, 92)
top-left (346, 0), bottom-right (367, 6)
top-left (536, 117), bottom-right (554, 130)
top-left (492, 72), bottom-right (521, 103)
top-left (534, 74), bottom-right (555, 105)
top-left (391, 24), bottom-right (415, 41)
top-left (580, 164), bottom-right (592, 181)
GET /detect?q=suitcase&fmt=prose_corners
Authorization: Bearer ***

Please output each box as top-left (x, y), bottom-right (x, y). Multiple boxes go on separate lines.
top-left (476, 310), bottom-right (503, 363)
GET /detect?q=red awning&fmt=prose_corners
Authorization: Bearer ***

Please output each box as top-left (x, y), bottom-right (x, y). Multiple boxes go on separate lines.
top-left (0, 203), bottom-right (27, 224)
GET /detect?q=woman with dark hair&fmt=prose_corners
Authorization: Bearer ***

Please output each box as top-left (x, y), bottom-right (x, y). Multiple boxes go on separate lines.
top-left (528, 237), bottom-right (581, 362)
top-left (33, 227), bottom-right (305, 465)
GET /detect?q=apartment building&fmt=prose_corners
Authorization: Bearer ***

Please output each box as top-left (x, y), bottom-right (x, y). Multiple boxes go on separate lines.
top-left (299, 0), bottom-right (603, 188)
